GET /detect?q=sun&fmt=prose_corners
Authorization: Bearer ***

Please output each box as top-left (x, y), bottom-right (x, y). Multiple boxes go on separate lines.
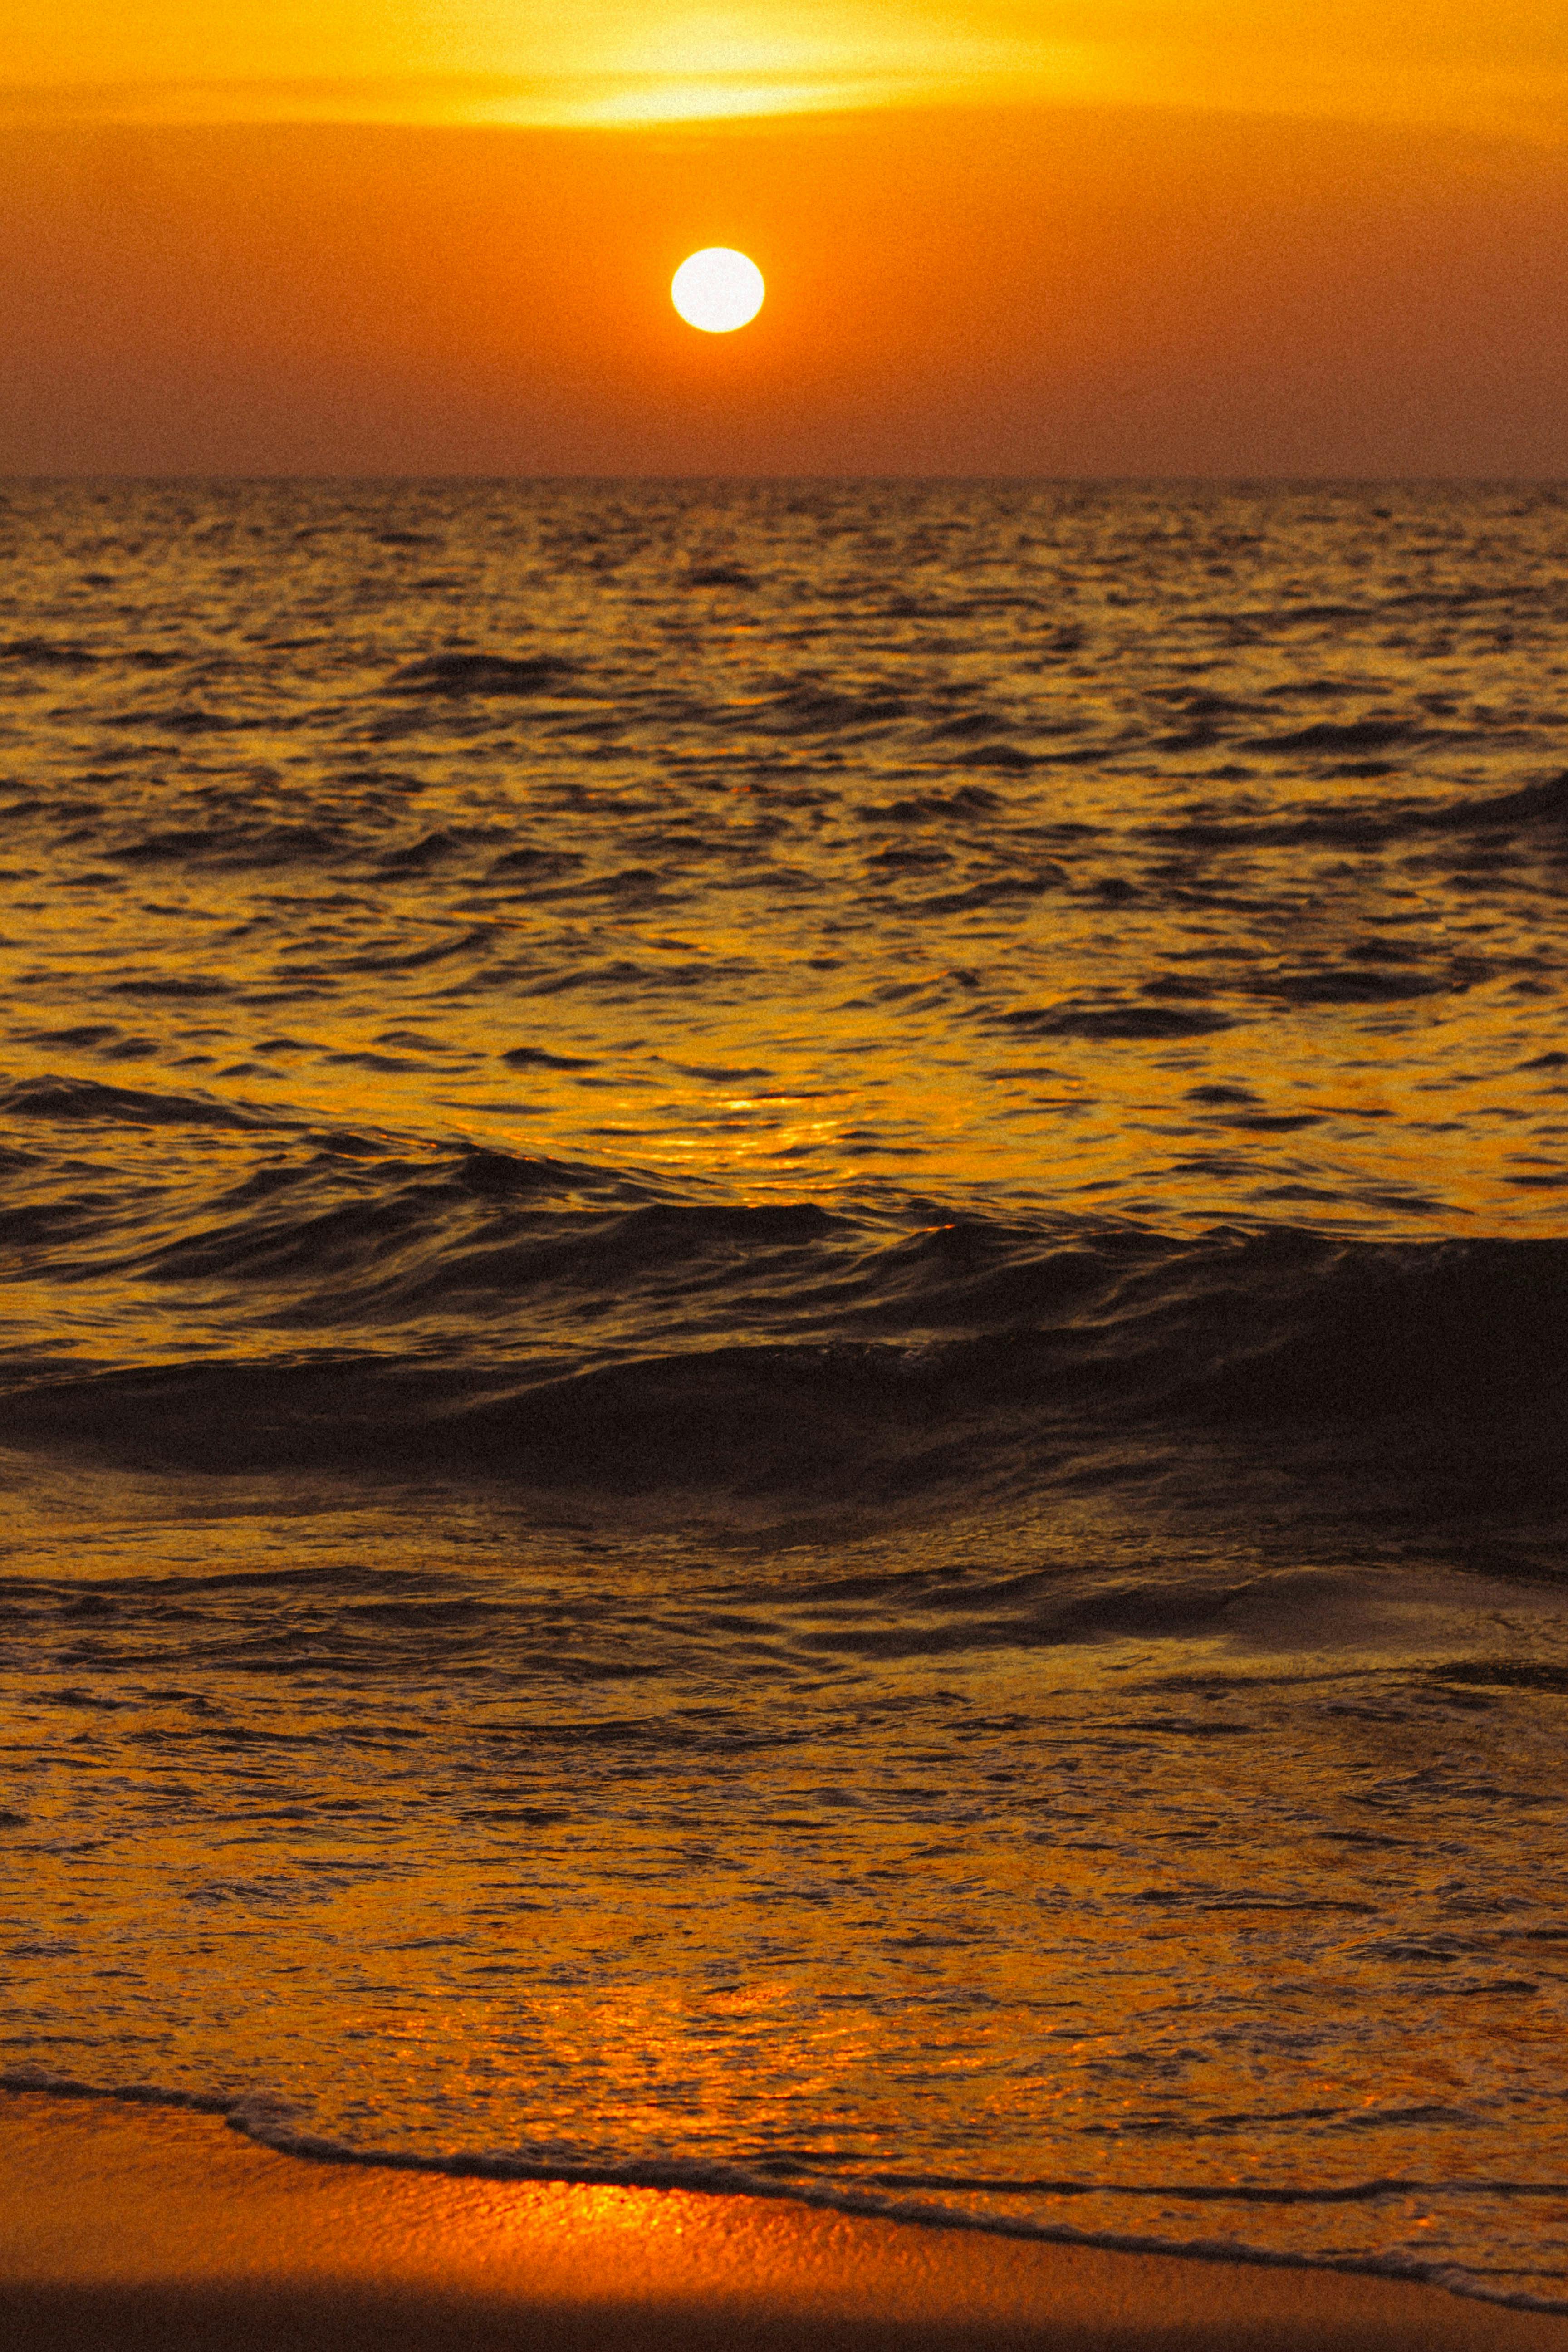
top-left (671, 248), bottom-right (765, 334)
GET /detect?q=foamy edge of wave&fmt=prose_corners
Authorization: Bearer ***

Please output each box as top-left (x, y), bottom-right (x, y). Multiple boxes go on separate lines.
top-left (4, 2072), bottom-right (1564, 2318)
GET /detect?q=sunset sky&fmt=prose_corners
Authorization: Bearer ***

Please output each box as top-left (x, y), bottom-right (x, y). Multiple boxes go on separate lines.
top-left (2, 0), bottom-right (1565, 472)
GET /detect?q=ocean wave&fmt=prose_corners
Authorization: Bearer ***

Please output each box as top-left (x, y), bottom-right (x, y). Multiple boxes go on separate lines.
top-left (3, 2077), bottom-right (1562, 2314)
top-left (0, 1130), bottom-right (1562, 1513)
top-left (0, 1074), bottom-right (272, 1129)
top-left (108, 822), bottom-right (347, 869)
top-left (0, 635), bottom-right (97, 670)
top-left (1247, 717), bottom-right (1420, 755)
top-left (1000, 1002), bottom-right (1234, 1039)
top-left (392, 651), bottom-right (579, 695)
top-left (1154, 767), bottom-right (1568, 852)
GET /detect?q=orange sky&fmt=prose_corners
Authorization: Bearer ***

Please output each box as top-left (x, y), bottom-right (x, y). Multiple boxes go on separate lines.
top-left (1, 4), bottom-right (1565, 473)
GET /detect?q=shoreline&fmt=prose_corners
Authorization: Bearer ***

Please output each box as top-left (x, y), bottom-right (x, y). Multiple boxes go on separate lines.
top-left (5, 2090), bottom-right (1568, 2351)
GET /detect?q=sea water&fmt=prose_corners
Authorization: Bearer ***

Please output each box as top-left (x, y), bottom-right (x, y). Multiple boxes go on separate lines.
top-left (1, 479), bottom-right (1565, 2307)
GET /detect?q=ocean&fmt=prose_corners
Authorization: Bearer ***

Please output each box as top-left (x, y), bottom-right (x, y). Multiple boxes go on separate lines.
top-left (1, 477), bottom-right (1565, 2309)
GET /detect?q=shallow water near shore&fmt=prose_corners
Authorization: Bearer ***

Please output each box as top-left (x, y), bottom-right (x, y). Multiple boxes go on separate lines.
top-left (1, 479), bottom-right (1566, 2308)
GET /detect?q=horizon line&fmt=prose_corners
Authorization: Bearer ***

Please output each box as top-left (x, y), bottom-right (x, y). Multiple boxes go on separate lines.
top-left (5, 474), bottom-right (1568, 490)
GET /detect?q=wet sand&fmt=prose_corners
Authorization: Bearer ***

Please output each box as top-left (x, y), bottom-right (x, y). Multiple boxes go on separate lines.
top-left (3, 2091), bottom-right (1566, 2351)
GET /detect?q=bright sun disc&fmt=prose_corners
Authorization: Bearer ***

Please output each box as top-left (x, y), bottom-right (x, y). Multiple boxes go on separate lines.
top-left (671, 248), bottom-right (765, 334)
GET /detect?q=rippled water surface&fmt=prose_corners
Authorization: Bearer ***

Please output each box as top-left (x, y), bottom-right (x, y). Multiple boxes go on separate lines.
top-left (2, 481), bottom-right (1565, 2308)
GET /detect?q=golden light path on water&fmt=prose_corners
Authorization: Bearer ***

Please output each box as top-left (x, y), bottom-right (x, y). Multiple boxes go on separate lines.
top-left (9, 1455), bottom-right (1567, 2245)
top-left (0, 878), bottom-right (1556, 1237)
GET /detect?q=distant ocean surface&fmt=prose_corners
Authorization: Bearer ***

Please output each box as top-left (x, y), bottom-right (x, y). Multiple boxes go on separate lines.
top-left (2, 480), bottom-right (1566, 2308)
